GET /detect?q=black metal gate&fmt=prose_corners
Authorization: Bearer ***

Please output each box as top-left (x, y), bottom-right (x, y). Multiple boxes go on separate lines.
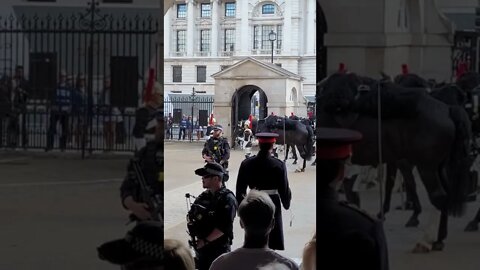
top-left (452, 30), bottom-right (479, 81)
top-left (0, 1), bottom-right (159, 155)
top-left (164, 95), bottom-right (214, 141)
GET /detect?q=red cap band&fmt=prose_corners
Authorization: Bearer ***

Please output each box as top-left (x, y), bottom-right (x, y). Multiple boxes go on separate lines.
top-left (317, 144), bottom-right (352, 159)
top-left (258, 138), bottom-right (276, 144)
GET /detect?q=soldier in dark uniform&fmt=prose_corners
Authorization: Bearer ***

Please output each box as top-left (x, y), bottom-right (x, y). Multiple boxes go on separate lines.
top-left (202, 125), bottom-right (230, 169)
top-left (120, 104), bottom-right (163, 223)
top-left (236, 132), bottom-right (292, 250)
top-left (188, 162), bottom-right (237, 270)
top-left (316, 127), bottom-right (389, 270)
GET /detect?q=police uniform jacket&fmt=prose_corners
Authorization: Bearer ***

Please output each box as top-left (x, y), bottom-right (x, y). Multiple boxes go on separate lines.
top-left (120, 141), bottom-right (163, 209)
top-left (194, 187), bottom-right (237, 247)
top-left (202, 136), bottom-right (230, 164)
top-left (235, 150), bottom-right (292, 250)
top-left (318, 187), bottom-right (389, 270)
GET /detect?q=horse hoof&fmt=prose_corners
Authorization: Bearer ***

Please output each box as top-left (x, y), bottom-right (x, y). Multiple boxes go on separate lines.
top-left (412, 242), bottom-right (431, 254)
top-left (405, 218), bottom-right (419, 228)
top-left (464, 221), bottom-right (479, 232)
top-left (293, 161), bottom-right (297, 165)
top-left (432, 241), bottom-right (444, 251)
top-left (311, 162), bottom-right (316, 166)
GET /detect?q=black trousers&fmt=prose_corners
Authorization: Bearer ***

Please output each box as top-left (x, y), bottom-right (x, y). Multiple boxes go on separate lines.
top-left (196, 244), bottom-right (230, 270)
top-left (47, 111), bottom-right (69, 150)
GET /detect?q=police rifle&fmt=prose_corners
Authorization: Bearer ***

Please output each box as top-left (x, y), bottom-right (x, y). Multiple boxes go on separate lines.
top-left (185, 193), bottom-right (199, 251)
top-left (127, 158), bottom-right (163, 224)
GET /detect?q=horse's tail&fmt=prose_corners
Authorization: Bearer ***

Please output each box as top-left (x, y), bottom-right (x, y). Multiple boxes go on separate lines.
top-left (445, 106), bottom-right (473, 217)
top-left (301, 124), bottom-right (314, 161)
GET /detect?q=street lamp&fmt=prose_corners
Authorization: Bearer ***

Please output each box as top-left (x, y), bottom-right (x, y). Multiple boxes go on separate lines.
top-left (268, 30), bottom-right (277, 63)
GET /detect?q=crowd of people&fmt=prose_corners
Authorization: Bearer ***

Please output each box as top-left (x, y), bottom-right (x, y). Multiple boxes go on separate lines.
top-left (0, 67), bottom-right (130, 152)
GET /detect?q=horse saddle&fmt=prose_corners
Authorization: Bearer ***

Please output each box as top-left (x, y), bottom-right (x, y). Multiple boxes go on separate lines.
top-left (354, 84), bottom-right (424, 120)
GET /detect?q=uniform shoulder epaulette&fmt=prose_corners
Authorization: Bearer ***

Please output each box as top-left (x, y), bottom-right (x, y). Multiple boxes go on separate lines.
top-left (339, 200), bottom-right (377, 222)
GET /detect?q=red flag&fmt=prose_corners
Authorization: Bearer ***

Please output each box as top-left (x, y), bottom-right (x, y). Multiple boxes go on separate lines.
top-left (456, 61), bottom-right (467, 79)
top-left (144, 68), bottom-right (155, 103)
top-left (401, 64), bottom-right (409, 75)
top-left (209, 113), bottom-right (214, 126)
top-left (338, 63), bottom-right (346, 73)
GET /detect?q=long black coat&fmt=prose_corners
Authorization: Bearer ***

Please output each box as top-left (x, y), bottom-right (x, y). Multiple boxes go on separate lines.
top-left (318, 187), bottom-right (389, 270)
top-left (235, 150), bottom-right (292, 250)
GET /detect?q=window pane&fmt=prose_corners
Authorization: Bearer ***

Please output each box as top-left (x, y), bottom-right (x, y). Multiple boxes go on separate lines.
top-left (225, 2), bottom-right (236, 17)
top-left (277, 25), bottom-right (282, 49)
top-left (197, 66), bottom-right (206, 83)
top-left (176, 30), bottom-right (186, 52)
top-left (201, 3), bottom-right (211, 17)
top-left (173, 66), bottom-right (182, 83)
top-left (262, 4), bottom-right (275, 14)
top-left (224, 29), bottom-right (235, 51)
top-left (177, 4), bottom-right (187, 18)
top-left (253, 26), bottom-right (260, 49)
top-left (261, 25), bottom-right (275, 50)
top-left (200, 30), bottom-right (211, 52)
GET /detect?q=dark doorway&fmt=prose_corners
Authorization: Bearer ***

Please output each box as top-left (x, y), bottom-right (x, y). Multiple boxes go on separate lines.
top-left (29, 52), bottom-right (57, 100)
top-left (317, 3), bottom-right (327, 80)
top-left (111, 56), bottom-right (138, 108)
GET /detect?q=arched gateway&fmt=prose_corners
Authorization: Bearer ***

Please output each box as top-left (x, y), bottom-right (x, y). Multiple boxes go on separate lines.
top-left (211, 57), bottom-right (304, 142)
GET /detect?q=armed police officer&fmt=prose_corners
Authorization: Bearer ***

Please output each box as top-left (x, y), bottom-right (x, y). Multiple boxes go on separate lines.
top-left (236, 132), bottom-right (292, 251)
top-left (187, 162), bottom-right (237, 270)
top-left (202, 125), bottom-right (230, 169)
top-left (120, 85), bottom-right (163, 223)
top-left (316, 127), bottom-right (389, 270)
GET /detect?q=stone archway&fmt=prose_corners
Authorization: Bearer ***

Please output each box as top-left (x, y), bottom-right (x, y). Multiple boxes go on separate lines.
top-left (231, 85), bottom-right (268, 138)
top-left (211, 57), bottom-right (303, 141)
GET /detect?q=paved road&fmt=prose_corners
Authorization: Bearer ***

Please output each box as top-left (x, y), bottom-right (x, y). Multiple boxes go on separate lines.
top-left (164, 140), bottom-right (316, 265)
top-left (0, 150), bottom-right (132, 270)
top-left (165, 141), bottom-right (480, 269)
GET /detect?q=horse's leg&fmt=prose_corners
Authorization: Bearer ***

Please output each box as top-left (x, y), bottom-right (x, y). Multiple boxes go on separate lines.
top-left (311, 158), bottom-right (316, 166)
top-left (397, 161), bottom-right (422, 227)
top-left (412, 166), bottom-right (447, 253)
top-left (378, 163), bottom-right (396, 219)
top-left (465, 207), bottom-right (480, 232)
top-left (432, 210), bottom-right (448, 251)
top-left (292, 145), bottom-right (298, 165)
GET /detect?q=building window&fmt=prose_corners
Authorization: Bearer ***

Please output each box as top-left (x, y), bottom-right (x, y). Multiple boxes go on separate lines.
top-left (197, 66), bottom-right (207, 82)
top-left (201, 3), bottom-right (211, 17)
top-left (173, 66), bottom-right (182, 82)
top-left (276, 25), bottom-right (283, 49)
top-left (225, 2), bottom-right (236, 17)
top-left (177, 4), bottom-right (187, 18)
top-left (224, 29), bottom-right (235, 51)
top-left (253, 25), bottom-right (282, 50)
top-left (200, 30), bottom-right (211, 52)
top-left (262, 4), bottom-right (275, 14)
top-left (176, 30), bottom-right (186, 52)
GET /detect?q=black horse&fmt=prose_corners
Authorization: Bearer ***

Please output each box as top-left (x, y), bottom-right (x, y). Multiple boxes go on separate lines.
top-left (257, 115), bottom-right (314, 172)
top-left (318, 72), bottom-right (473, 252)
top-left (394, 73), bottom-right (480, 230)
